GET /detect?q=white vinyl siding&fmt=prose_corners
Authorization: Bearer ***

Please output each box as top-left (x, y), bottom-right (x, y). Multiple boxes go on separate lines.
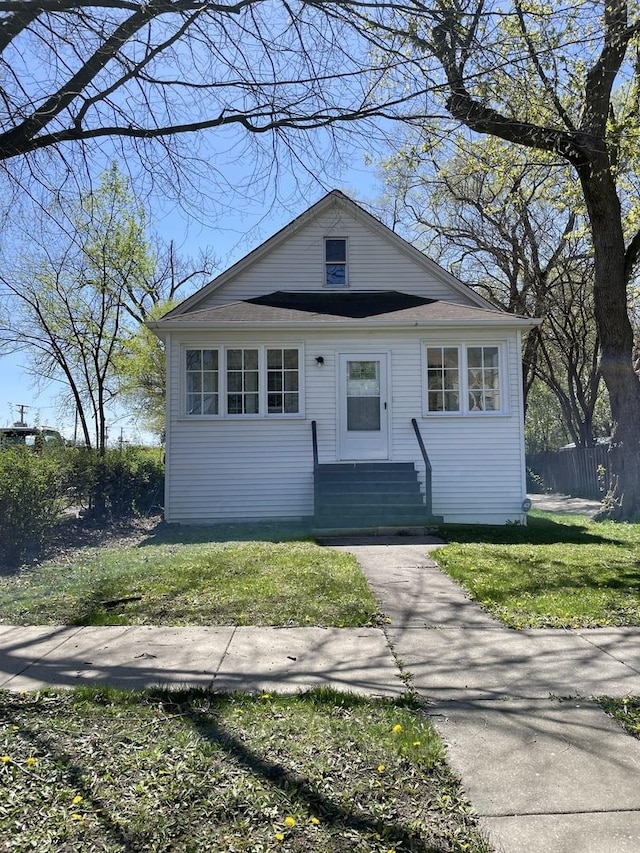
top-left (165, 327), bottom-right (528, 525)
top-left (197, 209), bottom-right (465, 308)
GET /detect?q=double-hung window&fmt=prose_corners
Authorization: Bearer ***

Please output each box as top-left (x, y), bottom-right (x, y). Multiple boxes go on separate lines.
top-left (267, 348), bottom-right (300, 414)
top-left (227, 348), bottom-right (259, 414)
top-left (186, 348), bottom-right (219, 415)
top-left (324, 238), bottom-right (347, 286)
top-left (185, 346), bottom-right (301, 417)
top-left (425, 344), bottom-right (502, 414)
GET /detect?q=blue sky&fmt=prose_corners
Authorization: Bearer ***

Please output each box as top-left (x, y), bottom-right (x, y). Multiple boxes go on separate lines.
top-left (0, 153), bottom-right (384, 441)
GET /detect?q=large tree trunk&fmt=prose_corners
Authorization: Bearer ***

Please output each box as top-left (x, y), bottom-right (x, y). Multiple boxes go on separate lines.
top-left (581, 166), bottom-right (640, 519)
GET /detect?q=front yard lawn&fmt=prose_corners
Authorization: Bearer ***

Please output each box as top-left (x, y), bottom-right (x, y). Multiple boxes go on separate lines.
top-left (0, 686), bottom-right (489, 853)
top-left (435, 511), bottom-right (640, 628)
top-left (0, 525), bottom-right (377, 627)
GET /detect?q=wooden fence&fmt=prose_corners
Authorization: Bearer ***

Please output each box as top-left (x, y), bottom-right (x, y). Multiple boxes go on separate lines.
top-left (527, 446), bottom-right (611, 499)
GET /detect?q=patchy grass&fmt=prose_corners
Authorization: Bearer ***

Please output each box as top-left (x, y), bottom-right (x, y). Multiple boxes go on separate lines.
top-left (0, 687), bottom-right (489, 852)
top-left (0, 536), bottom-right (377, 627)
top-left (434, 512), bottom-right (640, 628)
top-left (598, 695), bottom-right (640, 740)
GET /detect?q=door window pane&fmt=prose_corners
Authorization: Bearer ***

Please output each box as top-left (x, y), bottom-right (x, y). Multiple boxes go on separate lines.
top-left (347, 360), bottom-right (380, 430)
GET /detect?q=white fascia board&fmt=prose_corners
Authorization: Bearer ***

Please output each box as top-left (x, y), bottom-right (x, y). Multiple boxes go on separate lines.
top-left (149, 317), bottom-right (541, 333)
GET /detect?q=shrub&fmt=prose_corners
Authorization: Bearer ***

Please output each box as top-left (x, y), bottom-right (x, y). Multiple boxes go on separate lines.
top-left (57, 445), bottom-right (164, 518)
top-left (0, 447), bottom-right (63, 566)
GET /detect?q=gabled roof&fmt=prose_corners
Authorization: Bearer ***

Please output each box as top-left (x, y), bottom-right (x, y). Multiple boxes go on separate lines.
top-left (151, 291), bottom-right (537, 330)
top-left (160, 190), bottom-right (497, 320)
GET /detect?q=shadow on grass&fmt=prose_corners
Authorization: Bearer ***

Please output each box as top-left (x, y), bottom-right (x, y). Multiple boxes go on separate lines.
top-left (150, 687), bottom-right (474, 853)
top-left (138, 519), bottom-right (315, 547)
top-left (0, 686), bottom-right (485, 852)
top-left (439, 514), bottom-right (615, 547)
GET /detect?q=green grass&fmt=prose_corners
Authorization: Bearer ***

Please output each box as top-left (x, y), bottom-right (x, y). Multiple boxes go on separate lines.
top-left (0, 528), bottom-right (377, 627)
top-left (598, 695), bottom-right (640, 739)
top-left (0, 687), bottom-right (489, 852)
top-left (434, 511), bottom-right (640, 628)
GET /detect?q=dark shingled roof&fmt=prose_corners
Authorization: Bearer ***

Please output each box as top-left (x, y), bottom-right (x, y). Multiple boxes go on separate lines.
top-left (157, 290), bottom-right (527, 326)
top-left (246, 290), bottom-right (435, 318)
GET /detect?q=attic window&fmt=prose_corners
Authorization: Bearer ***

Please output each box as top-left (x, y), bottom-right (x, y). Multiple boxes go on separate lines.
top-left (324, 238), bottom-right (347, 287)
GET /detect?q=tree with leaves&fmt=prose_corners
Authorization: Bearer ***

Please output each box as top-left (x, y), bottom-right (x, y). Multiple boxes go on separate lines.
top-left (381, 136), bottom-right (606, 447)
top-left (359, 0), bottom-right (640, 518)
top-left (0, 165), bottom-right (212, 449)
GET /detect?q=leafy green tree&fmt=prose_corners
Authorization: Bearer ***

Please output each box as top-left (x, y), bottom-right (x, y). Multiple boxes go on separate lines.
top-left (0, 165), bottom-right (211, 450)
top-left (115, 301), bottom-right (178, 440)
top-left (364, 0), bottom-right (640, 518)
top-left (381, 136), bottom-right (606, 446)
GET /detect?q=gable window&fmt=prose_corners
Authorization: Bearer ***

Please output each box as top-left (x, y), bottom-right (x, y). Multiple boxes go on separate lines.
top-left (324, 238), bottom-right (347, 287)
top-left (186, 348), bottom-right (219, 415)
top-left (425, 344), bottom-right (503, 414)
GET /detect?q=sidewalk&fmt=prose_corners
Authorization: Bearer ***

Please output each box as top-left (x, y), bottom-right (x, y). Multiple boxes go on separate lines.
top-left (2, 521), bottom-right (640, 851)
top-left (330, 536), bottom-right (640, 853)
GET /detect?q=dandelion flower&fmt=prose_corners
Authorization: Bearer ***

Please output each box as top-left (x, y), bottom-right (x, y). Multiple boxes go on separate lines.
top-left (71, 814), bottom-right (83, 821)
top-left (1, 755), bottom-right (10, 764)
top-left (284, 816), bottom-right (296, 827)
top-left (275, 832), bottom-right (285, 842)
top-left (392, 724), bottom-right (403, 734)
top-left (72, 795), bottom-right (83, 805)
top-left (377, 764), bottom-right (385, 773)
top-left (413, 740), bottom-right (421, 747)
top-left (25, 757), bottom-right (36, 767)
top-left (260, 693), bottom-right (271, 700)
top-left (310, 816), bottom-right (320, 825)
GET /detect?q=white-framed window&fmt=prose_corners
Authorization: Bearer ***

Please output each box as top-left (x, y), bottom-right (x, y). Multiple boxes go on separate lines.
top-left (425, 344), bottom-right (504, 414)
top-left (227, 348), bottom-right (259, 414)
top-left (186, 348), bottom-right (219, 415)
top-left (324, 237), bottom-right (347, 287)
top-left (184, 345), bottom-right (302, 417)
top-left (267, 348), bottom-right (300, 414)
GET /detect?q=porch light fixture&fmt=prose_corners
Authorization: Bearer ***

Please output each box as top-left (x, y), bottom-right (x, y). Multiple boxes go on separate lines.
top-left (522, 498), bottom-right (532, 512)
top-left (315, 356), bottom-right (325, 365)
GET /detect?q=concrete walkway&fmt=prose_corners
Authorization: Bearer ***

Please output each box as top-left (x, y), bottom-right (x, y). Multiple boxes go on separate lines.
top-left (329, 536), bottom-right (640, 853)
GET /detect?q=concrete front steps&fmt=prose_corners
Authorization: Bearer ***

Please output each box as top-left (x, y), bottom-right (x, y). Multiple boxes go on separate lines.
top-left (313, 462), bottom-right (441, 531)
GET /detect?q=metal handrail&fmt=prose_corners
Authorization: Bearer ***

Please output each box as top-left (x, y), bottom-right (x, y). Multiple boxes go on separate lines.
top-left (311, 420), bottom-right (318, 468)
top-left (411, 418), bottom-right (434, 517)
top-left (411, 418), bottom-right (432, 473)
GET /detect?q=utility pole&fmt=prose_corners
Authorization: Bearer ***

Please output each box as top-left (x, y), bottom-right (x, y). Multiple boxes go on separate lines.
top-left (14, 404), bottom-right (29, 426)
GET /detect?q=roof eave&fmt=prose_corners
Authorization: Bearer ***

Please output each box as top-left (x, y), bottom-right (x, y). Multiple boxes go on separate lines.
top-left (149, 316), bottom-right (541, 332)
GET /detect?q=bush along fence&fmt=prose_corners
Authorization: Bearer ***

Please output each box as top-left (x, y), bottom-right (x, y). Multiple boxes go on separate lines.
top-left (527, 445), bottom-right (611, 499)
top-left (0, 445), bottom-right (164, 567)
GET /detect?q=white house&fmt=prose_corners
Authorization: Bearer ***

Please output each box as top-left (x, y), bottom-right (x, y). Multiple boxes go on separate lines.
top-left (150, 190), bottom-right (537, 528)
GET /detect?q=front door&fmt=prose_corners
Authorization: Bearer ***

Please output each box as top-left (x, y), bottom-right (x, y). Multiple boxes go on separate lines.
top-left (338, 353), bottom-right (389, 460)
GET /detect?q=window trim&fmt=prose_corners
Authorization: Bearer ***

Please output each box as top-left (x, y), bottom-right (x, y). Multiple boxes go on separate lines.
top-left (422, 342), bottom-right (507, 416)
top-left (323, 237), bottom-right (348, 288)
top-left (182, 343), bottom-right (305, 419)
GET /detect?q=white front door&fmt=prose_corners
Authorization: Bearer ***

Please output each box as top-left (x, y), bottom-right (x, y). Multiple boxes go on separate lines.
top-left (338, 353), bottom-right (389, 460)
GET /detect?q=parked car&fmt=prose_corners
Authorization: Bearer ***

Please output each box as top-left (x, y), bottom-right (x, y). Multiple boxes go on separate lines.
top-left (0, 425), bottom-right (64, 448)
